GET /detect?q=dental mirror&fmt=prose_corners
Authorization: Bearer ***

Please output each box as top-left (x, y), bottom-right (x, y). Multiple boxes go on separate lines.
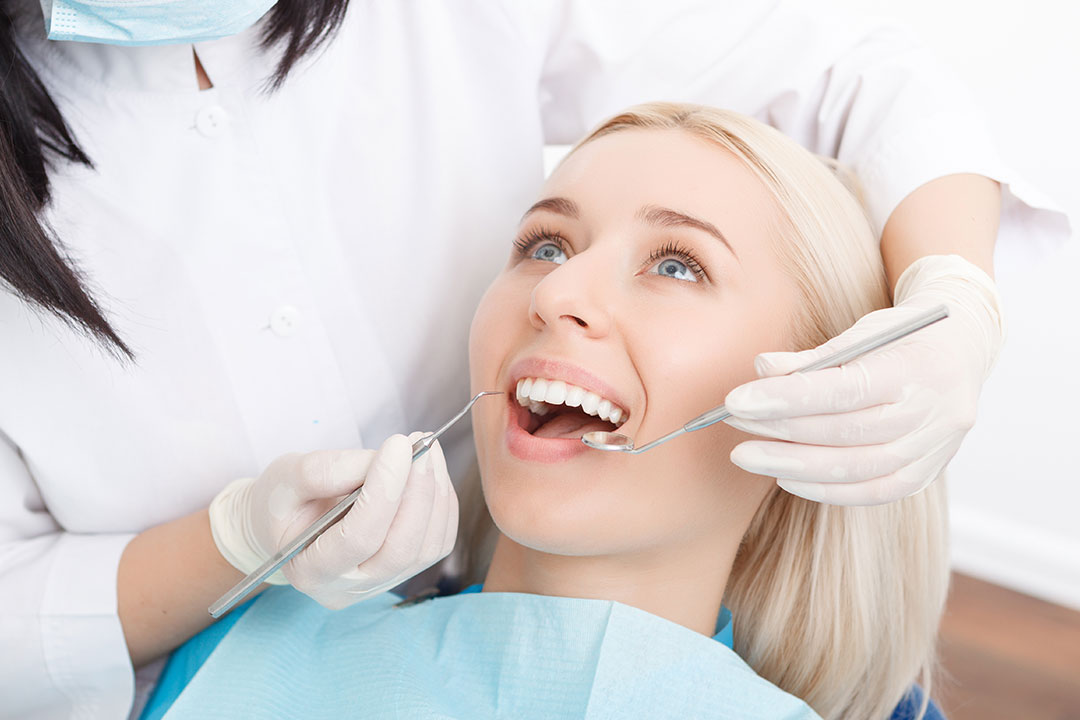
top-left (582, 305), bottom-right (949, 456)
top-left (580, 431), bottom-right (636, 452)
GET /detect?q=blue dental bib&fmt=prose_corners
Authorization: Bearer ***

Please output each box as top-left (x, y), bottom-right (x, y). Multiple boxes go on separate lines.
top-left (160, 586), bottom-right (820, 719)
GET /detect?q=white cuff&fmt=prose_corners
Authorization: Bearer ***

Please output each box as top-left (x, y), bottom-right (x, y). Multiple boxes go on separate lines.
top-left (895, 254), bottom-right (1002, 323)
top-left (41, 532), bottom-right (137, 720)
top-left (893, 254), bottom-right (1006, 377)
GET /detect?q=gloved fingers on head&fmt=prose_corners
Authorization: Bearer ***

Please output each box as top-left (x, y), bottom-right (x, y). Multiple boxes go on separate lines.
top-left (725, 400), bottom-right (921, 447)
top-left (754, 348), bottom-right (821, 378)
top-left (728, 348), bottom-right (911, 421)
top-left (776, 447), bottom-right (949, 506)
top-left (754, 306), bottom-right (901, 377)
top-left (730, 438), bottom-right (913, 485)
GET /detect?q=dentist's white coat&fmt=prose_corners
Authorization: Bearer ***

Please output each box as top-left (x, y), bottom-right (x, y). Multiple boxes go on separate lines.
top-left (0, 1), bottom-right (1067, 718)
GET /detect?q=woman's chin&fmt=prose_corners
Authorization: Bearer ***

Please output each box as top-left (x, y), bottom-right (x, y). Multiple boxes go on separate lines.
top-left (482, 467), bottom-right (629, 555)
top-left (493, 521), bottom-right (615, 558)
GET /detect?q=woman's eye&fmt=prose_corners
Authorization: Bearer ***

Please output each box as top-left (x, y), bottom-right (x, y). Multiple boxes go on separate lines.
top-left (531, 242), bottom-right (567, 265)
top-left (649, 258), bottom-right (699, 283)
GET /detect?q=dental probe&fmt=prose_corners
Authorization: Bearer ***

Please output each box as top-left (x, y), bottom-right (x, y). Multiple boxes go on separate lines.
top-left (582, 304), bottom-right (949, 455)
top-left (209, 391), bottom-right (503, 618)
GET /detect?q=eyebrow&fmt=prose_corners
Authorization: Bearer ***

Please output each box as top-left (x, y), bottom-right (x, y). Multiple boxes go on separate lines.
top-left (521, 197), bottom-right (579, 221)
top-left (521, 196), bottom-right (737, 259)
top-left (637, 205), bottom-right (737, 258)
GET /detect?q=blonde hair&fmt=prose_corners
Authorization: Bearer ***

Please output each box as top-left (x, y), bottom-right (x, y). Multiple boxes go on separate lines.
top-left (456, 103), bottom-right (949, 720)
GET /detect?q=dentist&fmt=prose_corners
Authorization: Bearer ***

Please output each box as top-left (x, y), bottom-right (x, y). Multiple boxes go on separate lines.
top-left (0, 0), bottom-right (1068, 718)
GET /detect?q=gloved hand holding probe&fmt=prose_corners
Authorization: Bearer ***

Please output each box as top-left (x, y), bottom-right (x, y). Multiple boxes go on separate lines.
top-left (208, 433), bottom-right (458, 609)
top-left (723, 254), bottom-right (1004, 506)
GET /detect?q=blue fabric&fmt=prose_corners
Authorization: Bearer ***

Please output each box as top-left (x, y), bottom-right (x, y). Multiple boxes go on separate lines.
top-left (38, 0), bottom-right (276, 46)
top-left (140, 597), bottom-right (257, 720)
top-left (142, 586), bottom-right (943, 720)
top-left (148, 586), bottom-right (818, 719)
top-left (459, 583), bottom-right (736, 649)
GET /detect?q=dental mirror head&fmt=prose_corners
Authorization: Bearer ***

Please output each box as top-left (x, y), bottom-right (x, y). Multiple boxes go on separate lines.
top-left (581, 425), bottom-right (686, 455)
top-left (581, 430), bottom-right (635, 452)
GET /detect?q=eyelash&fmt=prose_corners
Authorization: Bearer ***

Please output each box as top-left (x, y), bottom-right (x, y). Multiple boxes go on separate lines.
top-left (645, 240), bottom-right (708, 282)
top-left (512, 226), bottom-right (568, 257)
top-left (513, 228), bottom-right (708, 282)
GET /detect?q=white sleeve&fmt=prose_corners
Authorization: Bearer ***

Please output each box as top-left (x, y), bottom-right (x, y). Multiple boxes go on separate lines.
top-left (520, 0), bottom-right (1072, 243)
top-left (0, 430), bottom-right (136, 720)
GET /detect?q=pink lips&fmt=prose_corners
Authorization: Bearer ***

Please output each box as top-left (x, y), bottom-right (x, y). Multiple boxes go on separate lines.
top-left (502, 357), bottom-right (630, 464)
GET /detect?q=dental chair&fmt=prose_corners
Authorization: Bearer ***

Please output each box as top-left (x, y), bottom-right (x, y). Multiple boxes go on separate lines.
top-left (890, 685), bottom-right (947, 719)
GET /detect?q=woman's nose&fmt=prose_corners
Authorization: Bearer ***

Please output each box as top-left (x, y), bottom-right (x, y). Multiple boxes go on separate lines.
top-left (528, 253), bottom-right (613, 338)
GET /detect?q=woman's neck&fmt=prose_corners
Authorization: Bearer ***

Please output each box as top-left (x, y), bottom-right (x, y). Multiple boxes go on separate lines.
top-left (481, 530), bottom-right (739, 637)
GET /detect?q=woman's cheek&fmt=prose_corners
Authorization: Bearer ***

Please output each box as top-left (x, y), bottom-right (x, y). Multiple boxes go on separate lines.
top-left (469, 278), bottom-right (513, 370)
top-left (646, 324), bottom-right (745, 411)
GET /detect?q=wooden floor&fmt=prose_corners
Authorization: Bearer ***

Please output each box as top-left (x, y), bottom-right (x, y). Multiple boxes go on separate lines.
top-left (936, 573), bottom-right (1080, 720)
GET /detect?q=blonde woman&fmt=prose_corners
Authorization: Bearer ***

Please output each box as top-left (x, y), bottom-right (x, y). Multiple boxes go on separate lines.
top-left (141, 104), bottom-right (950, 720)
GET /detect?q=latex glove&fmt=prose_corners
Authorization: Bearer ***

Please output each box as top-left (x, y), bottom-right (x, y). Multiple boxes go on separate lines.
top-left (723, 255), bottom-right (1004, 506)
top-left (209, 433), bottom-right (458, 609)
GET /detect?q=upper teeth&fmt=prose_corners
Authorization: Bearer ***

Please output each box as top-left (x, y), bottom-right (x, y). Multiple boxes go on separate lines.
top-left (515, 377), bottom-right (626, 425)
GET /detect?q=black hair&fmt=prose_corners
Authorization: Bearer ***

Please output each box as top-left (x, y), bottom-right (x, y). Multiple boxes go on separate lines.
top-left (0, 0), bottom-right (351, 360)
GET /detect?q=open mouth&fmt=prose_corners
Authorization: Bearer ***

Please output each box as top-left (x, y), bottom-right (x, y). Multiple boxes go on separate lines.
top-left (514, 377), bottom-right (629, 440)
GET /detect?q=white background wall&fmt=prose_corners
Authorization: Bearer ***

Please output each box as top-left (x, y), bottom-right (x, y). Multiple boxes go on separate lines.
top-left (826, 0), bottom-right (1080, 610)
top-left (544, 0), bottom-right (1080, 608)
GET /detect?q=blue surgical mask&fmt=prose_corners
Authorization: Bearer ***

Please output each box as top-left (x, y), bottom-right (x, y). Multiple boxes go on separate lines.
top-left (39, 0), bottom-right (278, 46)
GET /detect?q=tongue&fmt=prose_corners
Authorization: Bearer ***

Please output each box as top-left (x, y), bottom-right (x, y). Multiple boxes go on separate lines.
top-left (532, 410), bottom-right (615, 439)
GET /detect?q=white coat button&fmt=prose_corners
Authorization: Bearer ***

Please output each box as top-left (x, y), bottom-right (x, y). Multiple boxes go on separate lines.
top-left (269, 306), bottom-right (302, 337)
top-left (195, 106), bottom-right (230, 138)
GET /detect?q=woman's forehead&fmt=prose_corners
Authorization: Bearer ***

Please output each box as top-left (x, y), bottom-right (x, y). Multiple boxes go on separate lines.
top-left (540, 128), bottom-right (777, 251)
